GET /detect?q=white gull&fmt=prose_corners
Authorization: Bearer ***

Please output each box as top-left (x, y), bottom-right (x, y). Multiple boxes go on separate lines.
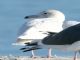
top-left (13, 9), bottom-right (80, 58)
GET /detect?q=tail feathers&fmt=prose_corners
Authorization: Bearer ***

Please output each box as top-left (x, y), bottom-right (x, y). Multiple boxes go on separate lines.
top-left (20, 46), bottom-right (41, 52)
top-left (25, 42), bottom-right (38, 46)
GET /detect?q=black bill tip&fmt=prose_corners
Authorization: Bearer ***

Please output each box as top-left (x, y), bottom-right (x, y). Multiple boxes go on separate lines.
top-left (24, 16), bottom-right (29, 19)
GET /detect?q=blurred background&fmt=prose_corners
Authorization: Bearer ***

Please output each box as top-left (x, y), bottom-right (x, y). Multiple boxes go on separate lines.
top-left (0, 0), bottom-right (80, 57)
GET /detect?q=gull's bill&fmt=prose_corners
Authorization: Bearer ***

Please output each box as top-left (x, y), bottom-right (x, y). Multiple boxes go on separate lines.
top-left (24, 15), bottom-right (39, 19)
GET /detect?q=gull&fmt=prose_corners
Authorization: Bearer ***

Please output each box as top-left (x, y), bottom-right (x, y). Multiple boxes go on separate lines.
top-left (14, 9), bottom-right (65, 58)
top-left (13, 9), bottom-right (80, 58)
top-left (26, 23), bottom-right (80, 60)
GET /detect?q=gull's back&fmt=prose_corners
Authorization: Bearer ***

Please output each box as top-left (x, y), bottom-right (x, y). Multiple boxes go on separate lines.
top-left (42, 23), bottom-right (80, 45)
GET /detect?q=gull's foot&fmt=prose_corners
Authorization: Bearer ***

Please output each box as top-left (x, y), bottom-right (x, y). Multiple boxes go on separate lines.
top-left (47, 55), bottom-right (53, 58)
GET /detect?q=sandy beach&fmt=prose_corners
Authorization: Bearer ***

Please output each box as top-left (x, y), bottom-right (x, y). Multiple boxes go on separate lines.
top-left (0, 56), bottom-right (80, 60)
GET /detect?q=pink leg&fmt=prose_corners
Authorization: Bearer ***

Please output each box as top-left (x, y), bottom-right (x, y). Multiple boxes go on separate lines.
top-left (31, 50), bottom-right (35, 58)
top-left (73, 51), bottom-right (77, 60)
top-left (47, 48), bottom-right (52, 58)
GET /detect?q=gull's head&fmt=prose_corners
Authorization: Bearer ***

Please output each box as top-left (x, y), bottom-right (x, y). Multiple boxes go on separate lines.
top-left (16, 10), bottom-right (65, 46)
top-left (24, 9), bottom-right (65, 21)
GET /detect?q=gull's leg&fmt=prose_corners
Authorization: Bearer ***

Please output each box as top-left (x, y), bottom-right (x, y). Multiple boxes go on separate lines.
top-left (31, 50), bottom-right (35, 58)
top-left (73, 51), bottom-right (78, 60)
top-left (47, 48), bottom-right (52, 58)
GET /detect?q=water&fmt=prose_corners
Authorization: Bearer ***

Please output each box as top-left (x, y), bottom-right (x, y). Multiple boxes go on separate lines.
top-left (0, 0), bottom-right (80, 56)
